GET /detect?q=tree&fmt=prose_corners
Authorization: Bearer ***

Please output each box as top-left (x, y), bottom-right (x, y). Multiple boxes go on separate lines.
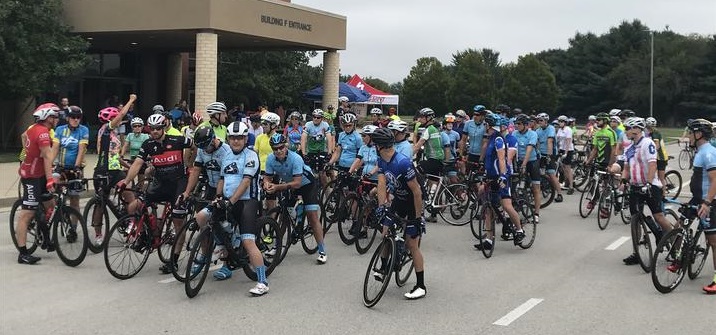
top-left (401, 57), bottom-right (449, 114)
top-left (446, 49), bottom-right (496, 112)
top-left (364, 77), bottom-right (392, 93)
top-left (682, 36), bottom-right (716, 119)
top-left (0, 0), bottom-right (89, 100)
top-left (501, 54), bottom-right (558, 113)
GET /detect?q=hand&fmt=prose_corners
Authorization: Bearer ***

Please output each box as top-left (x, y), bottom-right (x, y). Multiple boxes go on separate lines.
top-left (698, 203), bottom-right (711, 219)
top-left (265, 183), bottom-right (277, 194)
top-left (129, 94), bottom-right (137, 102)
top-left (641, 183), bottom-right (652, 196)
top-left (374, 204), bottom-right (389, 217)
top-left (115, 180), bottom-right (127, 192)
top-left (175, 193), bottom-right (186, 207)
top-left (498, 175), bottom-right (508, 189)
top-left (45, 179), bottom-right (55, 193)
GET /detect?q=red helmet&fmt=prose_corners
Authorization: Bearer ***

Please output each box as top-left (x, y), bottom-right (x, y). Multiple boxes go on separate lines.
top-left (192, 112), bottom-right (203, 126)
top-left (98, 107), bottom-right (120, 123)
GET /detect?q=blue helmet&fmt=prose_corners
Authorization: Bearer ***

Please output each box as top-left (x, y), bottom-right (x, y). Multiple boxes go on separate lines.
top-left (473, 105), bottom-right (486, 114)
top-left (269, 133), bottom-right (287, 147)
top-left (484, 112), bottom-right (500, 127)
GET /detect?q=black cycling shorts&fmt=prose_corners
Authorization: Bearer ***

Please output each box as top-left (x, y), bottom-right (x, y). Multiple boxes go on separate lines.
top-left (628, 185), bottom-right (663, 215)
top-left (390, 197), bottom-right (425, 239)
top-left (296, 182), bottom-right (320, 211)
top-left (656, 160), bottom-right (667, 171)
top-left (146, 177), bottom-right (189, 218)
top-left (562, 151), bottom-right (574, 166)
top-left (419, 158), bottom-right (443, 177)
top-left (93, 170), bottom-right (126, 196)
top-left (305, 153), bottom-right (328, 173)
top-left (21, 177), bottom-right (48, 210)
top-left (525, 160), bottom-right (541, 183)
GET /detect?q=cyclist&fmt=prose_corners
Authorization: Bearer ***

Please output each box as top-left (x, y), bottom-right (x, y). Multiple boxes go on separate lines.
top-left (284, 110), bottom-right (304, 153)
top-left (413, 107), bottom-right (449, 222)
top-left (620, 117), bottom-right (673, 266)
top-left (459, 105), bottom-right (487, 171)
top-left (180, 112), bottom-right (204, 140)
top-left (328, 113), bottom-right (362, 172)
top-left (16, 104), bottom-right (60, 264)
top-left (301, 108), bottom-right (333, 187)
top-left (535, 113), bottom-right (564, 202)
top-left (117, 113), bottom-right (195, 274)
top-left (91, 95), bottom-right (137, 246)
top-left (585, 112), bottom-right (617, 209)
top-left (18, 104), bottom-right (56, 163)
top-left (370, 128), bottom-right (427, 300)
top-left (512, 114), bottom-right (542, 222)
top-left (324, 104), bottom-right (337, 131)
top-left (53, 105), bottom-right (89, 215)
top-left (121, 117), bottom-right (150, 185)
top-left (388, 120), bottom-right (413, 159)
top-left (349, 125), bottom-right (380, 235)
top-left (442, 114), bottom-right (461, 184)
top-left (645, 117), bottom-right (669, 189)
top-left (556, 115), bottom-right (575, 195)
top-left (453, 109), bottom-right (467, 135)
top-left (201, 102), bottom-right (229, 141)
top-left (265, 133), bottom-right (328, 264)
top-left (248, 113), bottom-right (263, 139)
top-left (334, 96), bottom-right (350, 130)
top-left (585, 115), bottom-right (597, 138)
top-left (474, 113), bottom-right (526, 250)
top-left (682, 119), bottom-right (716, 294)
top-left (494, 104), bottom-right (514, 133)
top-left (255, 112), bottom-right (282, 209)
top-left (370, 108), bottom-right (389, 128)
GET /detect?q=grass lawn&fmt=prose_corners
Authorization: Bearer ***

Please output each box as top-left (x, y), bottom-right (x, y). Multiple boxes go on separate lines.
top-left (0, 152), bottom-right (19, 163)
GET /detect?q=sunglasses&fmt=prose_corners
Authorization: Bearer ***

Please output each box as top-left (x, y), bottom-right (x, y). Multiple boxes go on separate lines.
top-left (625, 126), bottom-right (642, 131)
top-left (271, 145), bottom-right (286, 152)
top-left (132, 125), bottom-right (142, 128)
top-left (69, 116), bottom-right (81, 119)
top-left (342, 123), bottom-right (354, 127)
top-left (313, 116), bottom-right (322, 119)
top-left (228, 135), bottom-right (246, 140)
top-left (149, 126), bottom-right (164, 130)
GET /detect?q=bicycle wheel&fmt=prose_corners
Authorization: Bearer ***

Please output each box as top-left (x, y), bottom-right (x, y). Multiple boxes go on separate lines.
top-left (171, 218), bottom-right (200, 282)
top-left (437, 183), bottom-right (471, 226)
top-left (572, 163), bottom-right (588, 191)
top-left (185, 228), bottom-right (213, 298)
top-left (518, 204), bottom-right (537, 249)
top-left (630, 214), bottom-right (653, 273)
top-left (355, 200), bottom-right (379, 255)
top-left (320, 181), bottom-right (339, 233)
top-left (650, 228), bottom-right (687, 293)
top-left (618, 193), bottom-right (631, 225)
top-left (395, 239), bottom-right (419, 287)
top-left (596, 190), bottom-right (612, 230)
top-left (53, 206), bottom-right (88, 267)
top-left (539, 175), bottom-right (555, 209)
top-left (9, 199), bottom-right (39, 254)
top-left (242, 216), bottom-right (283, 281)
top-left (678, 150), bottom-right (690, 170)
top-left (579, 180), bottom-right (597, 218)
top-left (687, 230), bottom-right (710, 280)
top-left (82, 196), bottom-right (111, 254)
top-left (663, 170), bottom-right (682, 200)
top-left (363, 238), bottom-right (395, 308)
top-left (266, 208), bottom-right (291, 265)
top-left (157, 219), bottom-right (177, 264)
top-left (337, 194), bottom-right (358, 245)
top-left (299, 214), bottom-right (319, 255)
top-left (478, 206), bottom-right (495, 258)
top-left (104, 215), bottom-right (151, 280)
top-left (469, 200), bottom-right (483, 239)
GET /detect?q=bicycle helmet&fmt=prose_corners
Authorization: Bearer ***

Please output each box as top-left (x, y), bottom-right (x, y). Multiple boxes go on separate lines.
top-left (312, 109), bottom-right (324, 118)
top-left (227, 121), bottom-right (249, 136)
top-left (497, 116), bottom-right (510, 128)
top-left (206, 102), bottom-right (227, 115)
top-left (193, 125), bottom-right (216, 148)
top-left (370, 108), bottom-right (383, 115)
top-left (444, 114), bottom-right (456, 123)
top-left (495, 104), bottom-right (510, 113)
top-left (512, 108), bottom-right (523, 115)
top-left (130, 117), bottom-right (144, 126)
top-left (33, 104), bottom-right (59, 121)
top-left (609, 109), bottom-right (621, 116)
top-left (609, 116), bottom-right (621, 123)
top-left (146, 114), bottom-right (166, 127)
top-left (687, 119), bottom-right (713, 137)
top-left (362, 125), bottom-right (378, 135)
top-left (624, 117), bottom-right (646, 130)
top-left (326, 104), bottom-right (335, 110)
top-left (596, 112), bottom-right (610, 122)
top-left (67, 105), bottom-right (83, 118)
top-left (192, 112), bottom-right (204, 125)
top-left (645, 117), bottom-right (657, 127)
top-left (455, 110), bottom-right (467, 118)
top-left (387, 120), bottom-right (408, 132)
top-left (370, 128), bottom-right (395, 147)
top-left (269, 133), bottom-right (287, 147)
top-left (485, 113), bottom-right (500, 128)
top-left (536, 112), bottom-right (549, 121)
top-left (98, 107), bottom-right (120, 123)
top-left (620, 109), bottom-right (636, 118)
top-left (473, 105), bottom-right (486, 114)
top-left (557, 115), bottom-right (569, 122)
top-left (588, 115), bottom-right (596, 121)
top-left (418, 107), bottom-right (435, 118)
top-left (340, 112), bottom-right (357, 124)
top-left (289, 111), bottom-right (302, 120)
top-left (152, 104), bottom-right (165, 114)
top-left (338, 96), bottom-right (349, 103)
top-left (515, 114), bottom-right (530, 125)
top-left (261, 112), bottom-right (281, 126)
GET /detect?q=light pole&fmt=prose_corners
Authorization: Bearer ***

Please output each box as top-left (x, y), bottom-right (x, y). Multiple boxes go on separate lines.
top-left (649, 30), bottom-right (654, 118)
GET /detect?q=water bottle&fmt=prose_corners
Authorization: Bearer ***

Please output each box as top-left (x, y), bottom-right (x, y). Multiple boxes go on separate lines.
top-left (395, 235), bottom-right (406, 258)
top-left (295, 200), bottom-right (305, 223)
top-left (287, 206), bottom-right (297, 221)
top-left (231, 227), bottom-right (242, 250)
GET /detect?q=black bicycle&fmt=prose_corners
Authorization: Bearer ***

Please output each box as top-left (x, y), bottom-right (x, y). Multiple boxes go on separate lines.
top-left (82, 175), bottom-right (129, 253)
top-left (265, 188), bottom-right (319, 265)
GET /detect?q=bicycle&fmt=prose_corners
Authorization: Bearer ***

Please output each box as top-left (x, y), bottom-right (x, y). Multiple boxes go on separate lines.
top-left (321, 168), bottom-right (361, 244)
top-left (265, 187), bottom-right (319, 265)
top-left (422, 171), bottom-right (471, 226)
top-left (595, 174), bottom-right (631, 230)
top-left (352, 178), bottom-right (381, 255)
top-left (184, 201), bottom-right (282, 298)
top-left (9, 179), bottom-right (89, 267)
top-left (82, 175), bottom-right (129, 253)
top-left (362, 211), bottom-right (417, 308)
top-left (166, 196), bottom-right (203, 282)
top-left (650, 199), bottom-right (711, 293)
top-left (663, 164), bottom-right (682, 200)
top-left (578, 165), bottom-right (608, 219)
top-left (628, 187), bottom-right (668, 273)
top-left (677, 140), bottom-right (694, 170)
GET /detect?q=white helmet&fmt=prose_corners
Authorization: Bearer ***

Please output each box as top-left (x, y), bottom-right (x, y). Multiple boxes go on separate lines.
top-left (338, 96), bottom-right (349, 103)
top-left (340, 113), bottom-right (357, 124)
top-left (206, 102), bottom-right (227, 115)
top-left (557, 115), bottom-right (569, 122)
top-left (609, 109), bottom-right (621, 116)
top-left (624, 117), bottom-right (646, 129)
top-left (227, 121), bottom-right (249, 136)
top-left (610, 116), bottom-right (621, 123)
top-left (147, 114), bottom-right (166, 127)
top-left (370, 108), bottom-right (383, 115)
top-left (645, 117), bottom-right (657, 127)
top-left (362, 125), bottom-right (378, 135)
top-left (588, 115), bottom-right (596, 121)
top-left (131, 117), bottom-right (144, 126)
top-left (455, 110), bottom-right (467, 118)
top-left (152, 105), bottom-right (164, 114)
top-left (33, 106), bottom-right (59, 121)
top-left (536, 112), bottom-right (549, 121)
top-left (387, 120), bottom-right (408, 132)
top-left (312, 109), bottom-right (324, 117)
top-left (261, 112), bottom-right (280, 126)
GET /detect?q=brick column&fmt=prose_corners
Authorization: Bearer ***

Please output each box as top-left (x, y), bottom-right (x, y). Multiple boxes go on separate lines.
top-left (166, 53), bottom-right (183, 108)
top-left (194, 31), bottom-right (218, 117)
top-left (322, 50), bottom-right (340, 112)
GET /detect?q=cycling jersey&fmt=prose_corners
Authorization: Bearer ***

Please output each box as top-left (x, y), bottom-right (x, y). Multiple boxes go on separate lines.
top-left (462, 120), bottom-right (486, 156)
top-left (421, 124), bottom-right (445, 160)
top-left (615, 128), bottom-right (625, 147)
top-left (166, 126), bottom-right (182, 136)
top-left (180, 125), bottom-right (195, 140)
top-left (96, 123), bottom-right (122, 172)
top-left (691, 142), bottom-right (716, 203)
top-left (442, 129), bottom-right (461, 162)
top-left (324, 111), bottom-right (337, 129)
top-left (648, 130), bottom-right (668, 161)
top-left (19, 124), bottom-right (53, 179)
top-left (504, 133), bottom-right (518, 173)
top-left (394, 139), bottom-right (413, 160)
top-left (535, 125), bottom-right (557, 156)
top-left (556, 126), bottom-right (574, 152)
top-left (591, 126), bottom-right (617, 165)
top-left (195, 142), bottom-right (232, 188)
top-left (485, 132), bottom-right (508, 178)
top-left (138, 135), bottom-right (193, 180)
top-left (221, 148), bottom-right (261, 200)
top-left (512, 129), bottom-right (538, 162)
top-left (357, 144), bottom-right (379, 180)
top-left (201, 121), bottom-right (227, 141)
top-left (337, 131), bottom-right (362, 168)
top-left (255, 133), bottom-right (273, 172)
top-left (248, 125), bottom-right (263, 139)
top-left (284, 124), bottom-right (303, 151)
top-left (305, 121), bottom-right (331, 153)
top-left (625, 136), bottom-right (660, 187)
top-left (53, 124), bottom-right (89, 168)
top-left (265, 150), bottom-right (315, 187)
top-left (125, 132), bottom-right (149, 158)
top-left (377, 151), bottom-right (416, 202)
top-left (453, 121), bottom-right (465, 136)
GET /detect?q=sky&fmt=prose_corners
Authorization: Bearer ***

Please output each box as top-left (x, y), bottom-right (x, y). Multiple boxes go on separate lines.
top-left (296, 0), bottom-right (716, 84)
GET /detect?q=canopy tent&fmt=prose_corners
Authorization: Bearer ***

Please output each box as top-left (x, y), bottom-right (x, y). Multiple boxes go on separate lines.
top-left (302, 82), bottom-right (370, 102)
top-left (346, 75), bottom-right (399, 105)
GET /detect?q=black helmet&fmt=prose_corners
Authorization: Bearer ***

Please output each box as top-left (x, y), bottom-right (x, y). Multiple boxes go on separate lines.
top-left (67, 105), bottom-right (83, 118)
top-left (249, 114), bottom-right (261, 123)
top-left (687, 119), bottom-right (713, 138)
top-left (595, 112), bottom-right (610, 122)
top-left (620, 109), bottom-right (636, 118)
top-left (370, 128), bottom-right (395, 147)
top-left (515, 114), bottom-right (530, 125)
top-left (194, 125), bottom-right (215, 148)
top-left (495, 104), bottom-right (510, 113)
top-left (512, 107), bottom-right (523, 115)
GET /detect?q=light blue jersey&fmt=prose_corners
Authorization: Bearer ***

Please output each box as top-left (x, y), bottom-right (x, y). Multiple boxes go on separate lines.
top-left (462, 120), bottom-right (486, 156)
top-left (512, 129), bottom-right (538, 162)
top-left (691, 142), bottom-right (716, 203)
top-left (394, 139), bottom-right (413, 160)
top-left (54, 124), bottom-right (89, 168)
top-left (442, 129), bottom-right (460, 162)
top-left (220, 148), bottom-right (261, 200)
top-left (337, 131), bottom-right (362, 168)
top-left (357, 144), bottom-right (379, 180)
top-left (195, 142), bottom-right (232, 188)
top-left (265, 150), bottom-right (314, 187)
top-left (536, 125), bottom-right (557, 156)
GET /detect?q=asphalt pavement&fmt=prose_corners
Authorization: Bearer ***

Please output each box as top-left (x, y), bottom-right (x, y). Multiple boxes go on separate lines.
top-left (0, 153), bottom-right (711, 335)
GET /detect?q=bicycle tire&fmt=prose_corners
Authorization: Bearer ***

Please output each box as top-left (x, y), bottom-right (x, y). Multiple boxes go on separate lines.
top-left (266, 207), bottom-right (291, 265)
top-left (597, 190), bottom-right (612, 230)
top-left (437, 183), bottom-right (471, 226)
top-left (478, 206), bottom-right (495, 258)
top-left (185, 228), bottom-right (213, 298)
top-left (363, 238), bottom-right (395, 308)
top-left (104, 215), bottom-right (151, 280)
top-left (687, 229), bottom-right (710, 280)
top-left (320, 186), bottom-right (340, 234)
top-left (82, 197), bottom-right (111, 254)
top-left (299, 214), bottom-right (319, 255)
top-left (242, 215), bottom-right (283, 281)
top-left (650, 228), bottom-right (687, 293)
top-left (579, 180), bottom-right (597, 218)
top-left (539, 175), bottom-right (555, 209)
top-left (518, 204), bottom-right (537, 249)
top-left (572, 163), bottom-right (588, 191)
top-left (171, 218), bottom-right (200, 282)
top-left (337, 194), bottom-right (358, 245)
top-left (157, 218), bottom-right (177, 264)
top-left (355, 200), bottom-right (379, 255)
top-left (469, 200), bottom-right (482, 239)
top-left (9, 199), bottom-right (39, 254)
top-left (395, 239), bottom-right (419, 287)
top-left (53, 206), bottom-right (89, 267)
top-left (618, 193), bottom-right (631, 225)
top-left (630, 214), bottom-right (653, 273)
top-left (663, 170), bottom-right (682, 200)
top-left (678, 150), bottom-right (690, 170)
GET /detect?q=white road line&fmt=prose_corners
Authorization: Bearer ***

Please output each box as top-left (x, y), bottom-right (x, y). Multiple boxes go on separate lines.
top-left (493, 298), bottom-right (544, 326)
top-left (605, 236), bottom-right (630, 250)
top-left (158, 263), bottom-right (222, 284)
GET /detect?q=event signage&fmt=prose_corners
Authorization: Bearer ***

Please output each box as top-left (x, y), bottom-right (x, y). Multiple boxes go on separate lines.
top-left (260, 14), bottom-right (312, 32)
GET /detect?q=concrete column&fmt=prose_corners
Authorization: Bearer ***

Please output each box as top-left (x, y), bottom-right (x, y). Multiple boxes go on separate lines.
top-left (194, 31), bottom-right (218, 117)
top-left (166, 53), bottom-right (183, 108)
top-left (322, 50), bottom-right (340, 112)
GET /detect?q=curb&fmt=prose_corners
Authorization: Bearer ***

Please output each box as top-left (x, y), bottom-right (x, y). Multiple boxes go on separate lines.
top-left (0, 193), bottom-right (93, 210)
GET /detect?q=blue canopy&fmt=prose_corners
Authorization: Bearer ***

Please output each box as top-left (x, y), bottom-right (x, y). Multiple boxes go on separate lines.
top-left (302, 82), bottom-right (370, 102)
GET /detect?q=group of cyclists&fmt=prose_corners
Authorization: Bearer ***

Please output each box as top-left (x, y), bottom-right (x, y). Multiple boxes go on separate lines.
top-left (14, 94), bottom-right (715, 299)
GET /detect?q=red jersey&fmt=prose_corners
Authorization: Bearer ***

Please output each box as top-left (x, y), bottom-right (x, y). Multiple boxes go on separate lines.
top-left (20, 124), bottom-right (53, 179)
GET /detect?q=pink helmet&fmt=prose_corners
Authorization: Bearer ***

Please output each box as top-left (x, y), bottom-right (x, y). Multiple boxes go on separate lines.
top-left (98, 107), bottom-right (120, 123)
